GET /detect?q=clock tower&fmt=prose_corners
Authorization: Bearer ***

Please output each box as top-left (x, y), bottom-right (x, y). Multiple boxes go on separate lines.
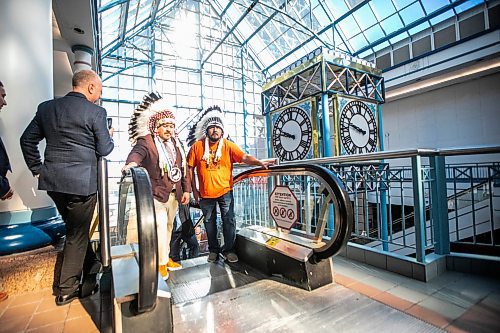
top-left (262, 47), bottom-right (385, 160)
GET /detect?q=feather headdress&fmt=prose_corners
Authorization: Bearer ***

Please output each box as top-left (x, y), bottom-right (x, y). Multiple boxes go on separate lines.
top-left (128, 91), bottom-right (164, 145)
top-left (128, 92), bottom-right (187, 178)
top-left (186, 105), bottom-right (229, 164)
top-left (186, 106), bottom-right (228, 147)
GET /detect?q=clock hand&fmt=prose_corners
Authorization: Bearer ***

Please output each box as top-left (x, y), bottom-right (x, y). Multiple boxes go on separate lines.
top-left (280, 131), bottom-right (296, 140)
top-left (349, 123), bottom-right (366, 135)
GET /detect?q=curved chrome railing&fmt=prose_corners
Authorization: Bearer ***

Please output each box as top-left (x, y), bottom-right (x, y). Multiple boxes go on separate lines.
top-left (234, 164), bottom-right (353, 263)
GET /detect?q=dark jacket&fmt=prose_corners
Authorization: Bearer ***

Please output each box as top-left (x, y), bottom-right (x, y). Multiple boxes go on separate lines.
top-left (20, 92), bottom-right (114, 196)
top-left (125, 134), bottom-right (191, 203)
top-left (0, 137), bottom-right (11, 197)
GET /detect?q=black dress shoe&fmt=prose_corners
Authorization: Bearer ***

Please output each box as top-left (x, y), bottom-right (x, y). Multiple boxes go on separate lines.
top-left (88, 261), bottom-right (103, 275)
top-left (55, 289), bottom-right (79, 306)
top-left (80, 282), bottom-right (99, 299)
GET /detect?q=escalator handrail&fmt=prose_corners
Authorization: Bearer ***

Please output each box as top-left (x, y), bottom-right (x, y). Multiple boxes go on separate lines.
top-left (234, 164), bottom-right (353, 262)
top-left (98, 158), bottom-right (111, 268)
top-left (117, 167), bottom-right (158, 313)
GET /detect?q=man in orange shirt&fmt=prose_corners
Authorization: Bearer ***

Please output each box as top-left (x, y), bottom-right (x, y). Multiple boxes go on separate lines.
top-left (187, 106), bottom-right (273, 263)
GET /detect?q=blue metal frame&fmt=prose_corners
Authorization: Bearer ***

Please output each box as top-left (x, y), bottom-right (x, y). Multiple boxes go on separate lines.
top-left (430, 156), bottom-right (450, 255)
top-left (412, 155), bottom-right (427, 263)
top-left (353, 0), bottom-right (470, 56)
top-left (98, 0), bottom-right (128, 13)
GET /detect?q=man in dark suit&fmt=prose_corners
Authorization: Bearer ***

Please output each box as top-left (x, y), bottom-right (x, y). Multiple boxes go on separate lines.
top-left (20, 70), bottom-right (114, 306)
top-left (0, 80), bottom-right (13, 202)
top-left (0, 80), bottom-right (12, 302)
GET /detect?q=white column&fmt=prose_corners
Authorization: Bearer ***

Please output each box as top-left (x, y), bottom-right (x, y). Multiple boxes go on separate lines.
top-left (0, 0), bottom-right (54, 219)
top-left (71, 45), bottom-right (94, 73)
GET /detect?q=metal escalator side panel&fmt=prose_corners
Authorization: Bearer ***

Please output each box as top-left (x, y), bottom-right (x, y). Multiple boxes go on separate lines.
top-left (130, 167), bottom-right (158, 314)
top-left (233, 164), bottom-right (353, 262)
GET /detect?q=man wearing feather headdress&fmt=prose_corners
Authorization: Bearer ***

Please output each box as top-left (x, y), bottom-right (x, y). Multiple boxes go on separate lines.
top-left (187, 106), bottom-right (274, 263)
top-left (122, 93), bottom-right (191, 280)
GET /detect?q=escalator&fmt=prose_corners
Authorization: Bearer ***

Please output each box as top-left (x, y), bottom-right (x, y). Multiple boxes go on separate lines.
top-left (102, 162), bottom-right (353, 332)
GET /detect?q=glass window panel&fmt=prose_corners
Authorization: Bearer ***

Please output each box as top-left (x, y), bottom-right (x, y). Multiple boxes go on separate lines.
top-left (454, 0), bottom-right (484, 14)
top-left (429, 10), bottom-right (454, 25)
top-left (103, 86), bottom-right (118, 99)
top-left (379, 14), bottom-right (405, 34)
top-left (389, 32), bottom-right (409, 44)
top-left (326, 0), bottom-right (349, 19)
top-left (104, 74), bottom-right (119, 86)
top-left (392, 0), bottom-right (416, 10)
top-left (358, 49), bottom-right (373, 58)
top-left (338, 15), bottom-right (361, 39)
top-left (353, 4), bottom-right (378, 30)
top-left (119, 75), bottom-right (133, 89)
top-left (312, 3), bottom-right (332, 24)
top-left (102, 102), bottom-right (118, 117)
top-left (370, 0), bottom-right (397, 20)
top-left (407, 21), bottom-right (430, 35)
top-left (363, 24), bottom-right (385, 43)
top-left (348, 33), bottom-right (369, 51)
top-left (372, 40), bottom-right (391, 52)
top-left (134, 89), bottom-right (148, 101)
top-left (399, 2), bottom-right (426, 25)
top-left (420, 0), bottom-right (449, 14)
top-left (136, 0), bottom-right (153, 23)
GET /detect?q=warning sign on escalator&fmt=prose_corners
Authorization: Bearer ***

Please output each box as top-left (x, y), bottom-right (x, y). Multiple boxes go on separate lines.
top-left (269, 185), bottom-right (298, 230)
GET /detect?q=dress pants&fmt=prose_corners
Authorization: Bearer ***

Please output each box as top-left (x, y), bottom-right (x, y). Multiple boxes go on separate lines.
top-left (48, 191), bottom-right (98, 296)
top-left (154, 193), bottom-right (178, 266)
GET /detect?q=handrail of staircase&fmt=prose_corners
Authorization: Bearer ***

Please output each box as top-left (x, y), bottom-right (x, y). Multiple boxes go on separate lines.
top-left (98, 157), bottom-right (111, 268)
top-left (117, 167), bottom-right (158, 314)
top-left (234, 164), bottom-right (353, 263)
top-left (270, 145), bottom-right (500, 166)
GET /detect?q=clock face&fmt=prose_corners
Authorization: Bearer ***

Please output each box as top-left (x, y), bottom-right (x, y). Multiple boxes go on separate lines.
top-left (340, 100), bottom-right (378, 154)
top-left (272, 106), bottom-right (313, 161)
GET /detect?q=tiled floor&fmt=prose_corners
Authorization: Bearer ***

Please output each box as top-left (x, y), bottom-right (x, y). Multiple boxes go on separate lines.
top-left (332, 257), bottom-right (500, 333)
top-left (1, 256), bottom-right (499, 332)
top-left (0, 287), bottom-right (107, 333)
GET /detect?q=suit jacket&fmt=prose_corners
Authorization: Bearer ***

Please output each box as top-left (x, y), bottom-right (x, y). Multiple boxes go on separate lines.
top-left (126, 134), bottom-right (191, 203)
top-left (0, 137), bottom-right (11, 197)
top-left (20, 92), bottom-right (114, 196)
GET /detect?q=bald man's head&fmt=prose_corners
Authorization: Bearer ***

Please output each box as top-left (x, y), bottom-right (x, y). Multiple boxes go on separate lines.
top-left (72, 70), bottom-right (102, 103)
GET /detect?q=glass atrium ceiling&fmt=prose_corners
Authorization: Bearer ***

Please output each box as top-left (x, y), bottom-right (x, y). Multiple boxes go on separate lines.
top-left (98, 0), bottom-right (485, 76)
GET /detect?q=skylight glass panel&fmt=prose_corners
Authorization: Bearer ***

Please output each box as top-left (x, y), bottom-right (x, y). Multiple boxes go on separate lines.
top-left (337, 42), bottom-right (349, 53)
top-left (348, 33), bottom-right (369, 51)
top-left (369, 0), bottom-right (397, 20)
top-left (358, 49), bottom-right (373, 59)
top-left (389, 33), bottom-right (409, 45)
top-left (100, 4), bottom-right (123, 49)
top-left (407, 21), bottom-right (430, 35)
top-left (454, 0), bottom-right (484, 13)
top-left (429, 10), bottom-right (454, 25)
top-left (338, 15), bottom-right (361, 39)
top-left (379, 14), bottom-right (405, 35)
top-left (372, 40), bottom-right (390, 52)
top-left (136, 0), bottom-right (153, 24)
top-left (399, 2), bottom-right (425, 25)
top-left (334, 29), bottom-right (349, 52)
top-left (352, 4), bottom-right (378, 30)
top-left (312, 5), bottom-right (332, 26)
top-left (420, 0), bottom-right (449, 14)
top-left (363, 24), bottom-right (385, 43)
top-left (327, 0), bottom-right (349, 19)
top-left (128, 0), bottom-right (140, 26)
top-left (392, 0), bottom-right (416, 10)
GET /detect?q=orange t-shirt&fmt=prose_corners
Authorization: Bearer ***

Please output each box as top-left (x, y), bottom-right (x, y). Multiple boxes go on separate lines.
top-left (187, 138), bottom-right (245, 198)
